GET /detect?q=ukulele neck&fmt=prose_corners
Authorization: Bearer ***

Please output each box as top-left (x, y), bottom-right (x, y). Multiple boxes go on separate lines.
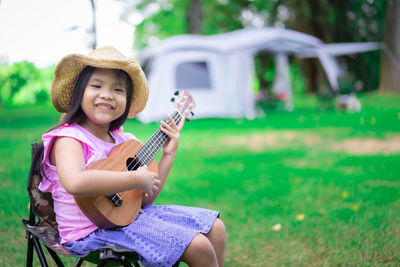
top-left (134, 110), bottom-right (182, 166)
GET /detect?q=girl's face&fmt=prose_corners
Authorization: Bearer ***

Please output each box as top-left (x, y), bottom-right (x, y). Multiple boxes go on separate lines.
top-left (81, 68), bottom-right (127, 128)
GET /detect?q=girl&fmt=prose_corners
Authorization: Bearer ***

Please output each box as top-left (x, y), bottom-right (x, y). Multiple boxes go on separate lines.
top-left (38, 46), bottom-right (226, 267)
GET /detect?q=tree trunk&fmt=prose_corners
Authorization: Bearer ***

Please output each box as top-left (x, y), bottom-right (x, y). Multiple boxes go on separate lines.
top-left (187, 0), bottom-right (201, 34)
top-left (379, 0), bottom-right (400, 93)
top-left (90, 0), bottom-right (97, 50)
top-left (289, 2), bottom-right (325, 93)
top-left (301, 59), bottom-right (320, 94)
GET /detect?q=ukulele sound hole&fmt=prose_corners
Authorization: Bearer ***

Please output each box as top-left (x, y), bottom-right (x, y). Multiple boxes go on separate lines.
top-left (126, 157), bottom-right (141, 171)
top-left (108, 193), bottom-right (123, 207)
top-left (106, 157), bottom-right (141, 207)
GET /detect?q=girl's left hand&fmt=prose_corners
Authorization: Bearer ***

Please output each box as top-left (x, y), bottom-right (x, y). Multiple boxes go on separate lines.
top-left (160, 114), bottom-right (185, 155)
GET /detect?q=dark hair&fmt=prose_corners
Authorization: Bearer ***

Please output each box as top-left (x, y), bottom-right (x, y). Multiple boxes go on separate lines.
top-left (36, 65), bottom-right (134, 180)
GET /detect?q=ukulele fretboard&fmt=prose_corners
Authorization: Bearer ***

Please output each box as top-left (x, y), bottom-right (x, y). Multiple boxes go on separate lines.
top-left (133, 110), bottom-right (182, 168)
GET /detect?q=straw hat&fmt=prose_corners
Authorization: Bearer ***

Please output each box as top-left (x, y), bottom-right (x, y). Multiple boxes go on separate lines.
top-left (51, 46), bottom-right (148, 118)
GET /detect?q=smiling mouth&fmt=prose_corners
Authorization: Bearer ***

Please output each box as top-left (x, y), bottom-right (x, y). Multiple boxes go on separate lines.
top-left (96, 104), bottom-right (114, 110)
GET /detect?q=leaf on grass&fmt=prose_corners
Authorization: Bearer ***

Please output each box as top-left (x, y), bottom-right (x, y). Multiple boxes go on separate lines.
top-left (296, 214), bottom-right (305, 221)
top-left (350, 204), bottom-right (359, 211)
top-left (271, 223), bottom-right (282, 231)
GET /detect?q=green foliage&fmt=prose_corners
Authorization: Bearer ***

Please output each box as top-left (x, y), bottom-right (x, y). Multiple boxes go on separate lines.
top-left (289, 62), bottom-right (306, 95)
top-left (0, 62), bottom-right (54, 106)
top-left (201, 0), bottom-right (252, 35)
top-left (134, 0), bottom-right (190, 49)
top-left (134, 0), bottom-right (276, 49)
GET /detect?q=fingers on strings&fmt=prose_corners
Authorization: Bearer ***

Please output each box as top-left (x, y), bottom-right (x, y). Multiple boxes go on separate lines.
top-left (160, 115), bottom-right (178, 134)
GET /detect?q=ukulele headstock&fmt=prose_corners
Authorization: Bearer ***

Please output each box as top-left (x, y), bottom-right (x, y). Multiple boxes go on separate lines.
top-left (174, 90), bottom-right (196, 120)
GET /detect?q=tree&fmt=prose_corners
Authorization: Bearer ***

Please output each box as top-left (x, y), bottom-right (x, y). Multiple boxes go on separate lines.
top-left (89, 0), bottom-right (97, 50)
top-left (0, 62), bottom-right (53, 106)
top-left (187, 0), bottom-right (201, 34)
top-left (379, 0), bottom-right (400, 93)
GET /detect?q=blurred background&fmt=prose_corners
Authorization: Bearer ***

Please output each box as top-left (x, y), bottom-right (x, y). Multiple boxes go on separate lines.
top-left (1, 0), bottom-right (400, 266)
top-left (0, 0), bottom-right (397, 110)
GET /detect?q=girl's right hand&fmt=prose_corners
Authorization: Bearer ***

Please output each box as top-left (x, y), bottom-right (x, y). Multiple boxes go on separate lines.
top-left (136, 165), bottom-right (160, 197)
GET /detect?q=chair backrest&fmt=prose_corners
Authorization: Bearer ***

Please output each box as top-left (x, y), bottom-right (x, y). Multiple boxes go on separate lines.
top-left (26, 142), bottom-right (75, 256)
top-left (27, 142), bottom-right (57, 227)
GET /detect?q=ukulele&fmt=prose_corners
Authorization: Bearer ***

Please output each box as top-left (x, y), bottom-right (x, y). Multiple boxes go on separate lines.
top-left (74, 90), bottom-right (196, 229)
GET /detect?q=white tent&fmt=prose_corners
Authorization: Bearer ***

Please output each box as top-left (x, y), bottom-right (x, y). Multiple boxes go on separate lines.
top-left (137, 28), bottom-right (381, 122)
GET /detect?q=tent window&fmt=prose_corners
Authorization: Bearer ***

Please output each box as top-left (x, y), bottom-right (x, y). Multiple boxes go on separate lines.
top-left (176, 61), bottom-right (212, 89)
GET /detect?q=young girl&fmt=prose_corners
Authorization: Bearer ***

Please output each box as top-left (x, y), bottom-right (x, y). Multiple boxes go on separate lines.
top-left (38, 46), bottom-right (226, 267)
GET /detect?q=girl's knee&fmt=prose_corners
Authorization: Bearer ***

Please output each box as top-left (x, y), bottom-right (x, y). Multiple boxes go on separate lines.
top-left (190, 234), bottom-right (216, 257)
top-left (213, 218), bottom-right (226, 235)
top-left (209, 218), bottom-right (226, 241)
top-left (181, 234), bottom-right (217, 266)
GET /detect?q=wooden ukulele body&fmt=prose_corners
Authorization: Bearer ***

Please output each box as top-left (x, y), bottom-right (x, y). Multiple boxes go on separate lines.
top-left (74, 139), bottom-right (158, 229)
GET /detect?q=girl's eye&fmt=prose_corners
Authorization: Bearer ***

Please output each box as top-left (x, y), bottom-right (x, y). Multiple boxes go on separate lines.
top-left (91, 85), bottom-right (101, 88)
top-left (114, 88), bottom-right (125, 93)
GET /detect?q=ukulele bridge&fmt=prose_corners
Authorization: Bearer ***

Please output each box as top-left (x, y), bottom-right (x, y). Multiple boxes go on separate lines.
top-left (108, 193), bottom-right (123, 207)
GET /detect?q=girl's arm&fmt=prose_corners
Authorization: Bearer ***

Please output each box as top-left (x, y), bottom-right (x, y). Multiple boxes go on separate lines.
top-left (52, 137), bottom-right (160, 197)
top-left (141, 114), bottom-right (184, 206)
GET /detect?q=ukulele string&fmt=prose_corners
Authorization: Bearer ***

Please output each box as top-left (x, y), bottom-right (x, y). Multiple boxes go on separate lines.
top-left (118, 111), bottom-right (182, 199)
top-left (142, 105), bottom-right (185, 164)
top-left (118, 112), bottom-right (178, 198)
top-left (126, 106), bottom-right (184, 172)
top-left (131, 112), bottom-right (177, 168)
top-left (135, 110), bottom-right (181, 168)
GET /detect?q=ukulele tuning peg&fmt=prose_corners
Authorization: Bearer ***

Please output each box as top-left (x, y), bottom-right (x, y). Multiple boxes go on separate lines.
top-left (186, 118), bottom-right (191, 122)
top-left (170, 97), bottom-right (175, 102)
top-left (174, 90), bottom-right (179, 96)
top-left (191, 111), bottom-right (194, 116)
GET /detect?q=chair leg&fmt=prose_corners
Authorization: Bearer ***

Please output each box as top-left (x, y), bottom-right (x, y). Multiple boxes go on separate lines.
top-left (32, 235), bottom-right (49, 267)
top-left (26, 206), bottom-right (36, 267)
top-left (120, 257), bottom-right (134, 267)
top-left (26, 234), bottom-right (34, 267)
top-left (45, 246), bottom-right (65, 267)
top-left (75, 258), bottom-right (84, 267)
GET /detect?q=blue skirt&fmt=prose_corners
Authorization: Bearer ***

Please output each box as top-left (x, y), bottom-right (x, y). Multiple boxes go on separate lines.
top-left (63, 204), bottom-right (219, 267)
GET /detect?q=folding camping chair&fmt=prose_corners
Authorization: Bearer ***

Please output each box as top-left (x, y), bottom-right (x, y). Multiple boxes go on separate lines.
top-left (22, 142), bottom-right (180, 267)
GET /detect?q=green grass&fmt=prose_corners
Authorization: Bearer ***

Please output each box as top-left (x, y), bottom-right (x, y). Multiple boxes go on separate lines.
top-left (1, 92), bottom-right (400, 266)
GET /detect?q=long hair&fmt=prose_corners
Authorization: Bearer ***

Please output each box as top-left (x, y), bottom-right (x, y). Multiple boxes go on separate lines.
top-left (36, 66), bottom-right (134, 180)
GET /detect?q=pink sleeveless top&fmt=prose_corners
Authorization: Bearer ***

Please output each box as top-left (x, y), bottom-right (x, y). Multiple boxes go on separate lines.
top-left (38, 123), bottom-right (136, 244)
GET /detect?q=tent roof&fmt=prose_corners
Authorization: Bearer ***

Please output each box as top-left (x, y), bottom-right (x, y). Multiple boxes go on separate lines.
top-left (139, 27), bottom-right (382, 91)
top-left (139, 27), bottom-right (324, 62)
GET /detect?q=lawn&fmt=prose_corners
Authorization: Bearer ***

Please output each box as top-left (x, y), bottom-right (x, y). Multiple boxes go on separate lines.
top-left (0, 92), bottom-right (399, 266)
